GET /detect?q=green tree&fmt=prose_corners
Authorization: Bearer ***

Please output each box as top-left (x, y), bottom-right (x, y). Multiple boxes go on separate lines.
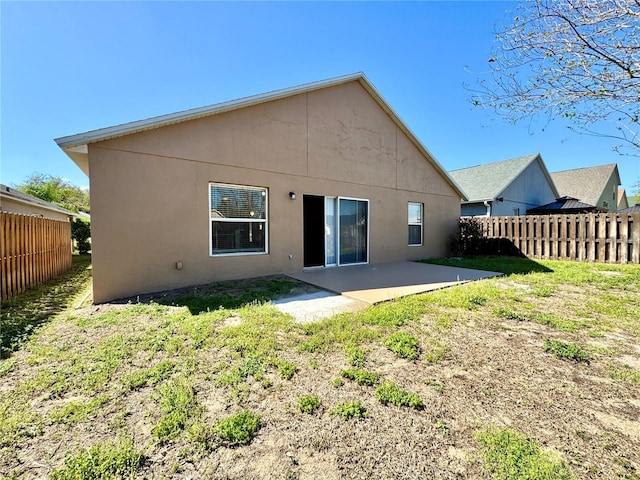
top-left (15, 173), bottom-right (91, 252)
top-left (471, 0), bottom-right (640, 155)
top-left (15, 173), bottom-right (90, 213)
top-left (629, 178), bottom-right (640, 205)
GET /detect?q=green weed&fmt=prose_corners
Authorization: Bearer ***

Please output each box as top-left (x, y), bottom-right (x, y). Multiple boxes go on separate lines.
top-left (424, 378), bottom-right (444, 393)
top-left (609, 365), bottom-right (640, 385)
top-left (121, 360), bottom-right (175, 390)
top-left (384, 332), bottom-right (420, 360)
top-left (331, 401), bottom-right (367, 420)
top-left (278, 360), bottom-right (297, 380)
top-left (0, 358), bottom-right (16, 378)
top-left (50, 437), bottom-right (144, 480)
top-left (495, 307), bottom-right (529, 322)
top-left (375, 381), bottom-right (423, 409)
top-left (475, 427), bottom-right (574, 480)
top-left (298, 394), bottom-right (321, 414)
top-left (331, 378), bottom-right (344, 388)
top-left (153, 378), bottom-right (200, 442)
top-left (50, 395), bottom-right (109, 427)
top-left (215, 409), bottom-right (261, 446)
top-left (543, 339), bottom-right (590, 363)
top-left (187, 419), bottom-right (216, 452)
top-left (435, 419), bottom-right (449, 434)
top-left (340, 368), bottom-right (381, 386)
top-left (346, 345), bottom-right (366, 367)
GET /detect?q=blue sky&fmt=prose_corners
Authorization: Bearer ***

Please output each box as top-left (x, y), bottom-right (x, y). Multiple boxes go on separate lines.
top-left (2, 1), bottom-right (638, 195)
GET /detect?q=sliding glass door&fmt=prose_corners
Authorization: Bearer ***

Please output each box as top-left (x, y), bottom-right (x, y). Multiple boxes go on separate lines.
top-left (338, 197), bottom-right (369, 265)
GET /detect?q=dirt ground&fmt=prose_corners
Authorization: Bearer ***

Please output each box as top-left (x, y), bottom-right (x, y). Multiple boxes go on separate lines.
top-left (1, 277), bottom-right (639, 479)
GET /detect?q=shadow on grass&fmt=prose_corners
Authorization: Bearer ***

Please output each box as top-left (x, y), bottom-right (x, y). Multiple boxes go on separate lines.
top-left (422, 256), bottom-right (553, 276)
top-left (0, 254), bottom-right (92, 359)
top-left (120, 277), bottom-right (300, 315)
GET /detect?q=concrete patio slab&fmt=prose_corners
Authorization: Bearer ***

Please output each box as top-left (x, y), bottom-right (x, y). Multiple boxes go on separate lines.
top-left (287, 261), bottom-right (502, 304)
top-left (272, 290), bottom-right (367, 323)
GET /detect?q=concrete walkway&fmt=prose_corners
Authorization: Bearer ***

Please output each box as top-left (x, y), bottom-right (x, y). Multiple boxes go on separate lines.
top-left (287, 261), bottom-right (502, 304)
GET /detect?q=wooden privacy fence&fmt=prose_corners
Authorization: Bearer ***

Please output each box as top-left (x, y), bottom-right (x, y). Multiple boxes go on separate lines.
top-left (477, 213), bottom-right (640, 264)
top-left (1, 212), bottom-right (72, 301)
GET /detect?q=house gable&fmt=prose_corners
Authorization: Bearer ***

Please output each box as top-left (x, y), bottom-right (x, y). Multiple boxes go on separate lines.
top-left (452, 154), bottom-right (558, 216)
top-left (551, 164), bottom-right (621, 211)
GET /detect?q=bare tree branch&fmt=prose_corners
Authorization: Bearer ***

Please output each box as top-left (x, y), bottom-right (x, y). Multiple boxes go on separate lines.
top-left (468, 0), bottom-right (640, 154)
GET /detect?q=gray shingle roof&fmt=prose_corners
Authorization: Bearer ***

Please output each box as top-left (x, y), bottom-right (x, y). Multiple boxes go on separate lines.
top-left (449, 154), bottom-right (548, 202)
top-left (550, 164), bottom-right (619, 206)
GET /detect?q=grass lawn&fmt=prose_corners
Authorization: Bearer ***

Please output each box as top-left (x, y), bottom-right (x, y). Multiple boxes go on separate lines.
top-left (1, 256), bottom-right (639, 479)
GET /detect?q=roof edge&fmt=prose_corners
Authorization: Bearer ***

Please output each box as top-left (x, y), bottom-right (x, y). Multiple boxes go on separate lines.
top-left (55, 72), bottom-right (366, 149)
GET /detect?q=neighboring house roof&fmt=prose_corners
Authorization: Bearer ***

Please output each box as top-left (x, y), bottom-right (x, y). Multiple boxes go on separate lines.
top-left (619, 204), bottom-right (640, 213)
top-left (0, 184), bottom-right (77, 218)
top-left (448, 153), bottom-right (559, 204)
top-left (55, 72), bottom-right (466, 200)
top-left (526, 196), bottom-right (605, 215)
top-left (550, 164), bottom-right (620, 207)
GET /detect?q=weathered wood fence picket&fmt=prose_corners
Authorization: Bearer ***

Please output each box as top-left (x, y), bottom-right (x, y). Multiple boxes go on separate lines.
top-left (1, 212), bottom-right (72, 301)
top-left (477, 213), bottom-right (640, 264)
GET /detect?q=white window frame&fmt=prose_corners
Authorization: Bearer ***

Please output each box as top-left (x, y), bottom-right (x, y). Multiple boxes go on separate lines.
top-left (209, 182), bottom-right (268, 257)
top-left (408, 202), bottom-right (423, 247)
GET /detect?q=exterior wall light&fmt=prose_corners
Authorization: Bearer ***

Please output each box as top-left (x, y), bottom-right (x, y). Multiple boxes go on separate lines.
top-left (289, 192), bottom-right (296, 200)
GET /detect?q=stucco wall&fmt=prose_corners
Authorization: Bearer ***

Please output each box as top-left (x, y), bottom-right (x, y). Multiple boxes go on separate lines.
top-left (88, 81), bottom-right (461, 302)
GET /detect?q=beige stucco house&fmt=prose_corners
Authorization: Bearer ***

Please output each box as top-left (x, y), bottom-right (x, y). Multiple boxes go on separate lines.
top-left (56, 73), bottom-right (465, 303)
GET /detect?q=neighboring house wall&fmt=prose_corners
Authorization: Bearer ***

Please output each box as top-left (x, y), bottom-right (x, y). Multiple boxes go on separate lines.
top-left (597, 174), bottom-right (621, 211)
top-left (492, 160), bottom-right (558, 216)
top-left (1, 197), bottom-right (70, 222)
top-left (86, 80), bottom-right (461, 302)
top-left (0, 196), bottom-right (72, 222)
top-left (461, 203), bottom-right (490, 217)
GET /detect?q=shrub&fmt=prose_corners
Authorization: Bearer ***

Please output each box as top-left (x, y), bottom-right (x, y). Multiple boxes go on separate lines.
top-left (543, 339), bottom-right (590, 363)
top-left (449, 217), bottom-right (484, 256)
top-left (215, 409), bottom-right (261, 446)
top-left (384, 332), bottom-right (420, 361)
top-left (375, 381), bottom-right (423, 409)
top-left (71, 218), bottom-right (91, 254)
top-left (298, 394), bottom-right (321, 414)
top-left (331, 401), bottom-right (367, 420)
top-left (340, 368), bottom-right (381, 386)
top-left (50, 437), bottom-right (144, 480)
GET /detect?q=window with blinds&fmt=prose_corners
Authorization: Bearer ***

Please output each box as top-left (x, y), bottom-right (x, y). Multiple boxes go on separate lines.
top-left (209, 183), bottom-right (268, 255)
